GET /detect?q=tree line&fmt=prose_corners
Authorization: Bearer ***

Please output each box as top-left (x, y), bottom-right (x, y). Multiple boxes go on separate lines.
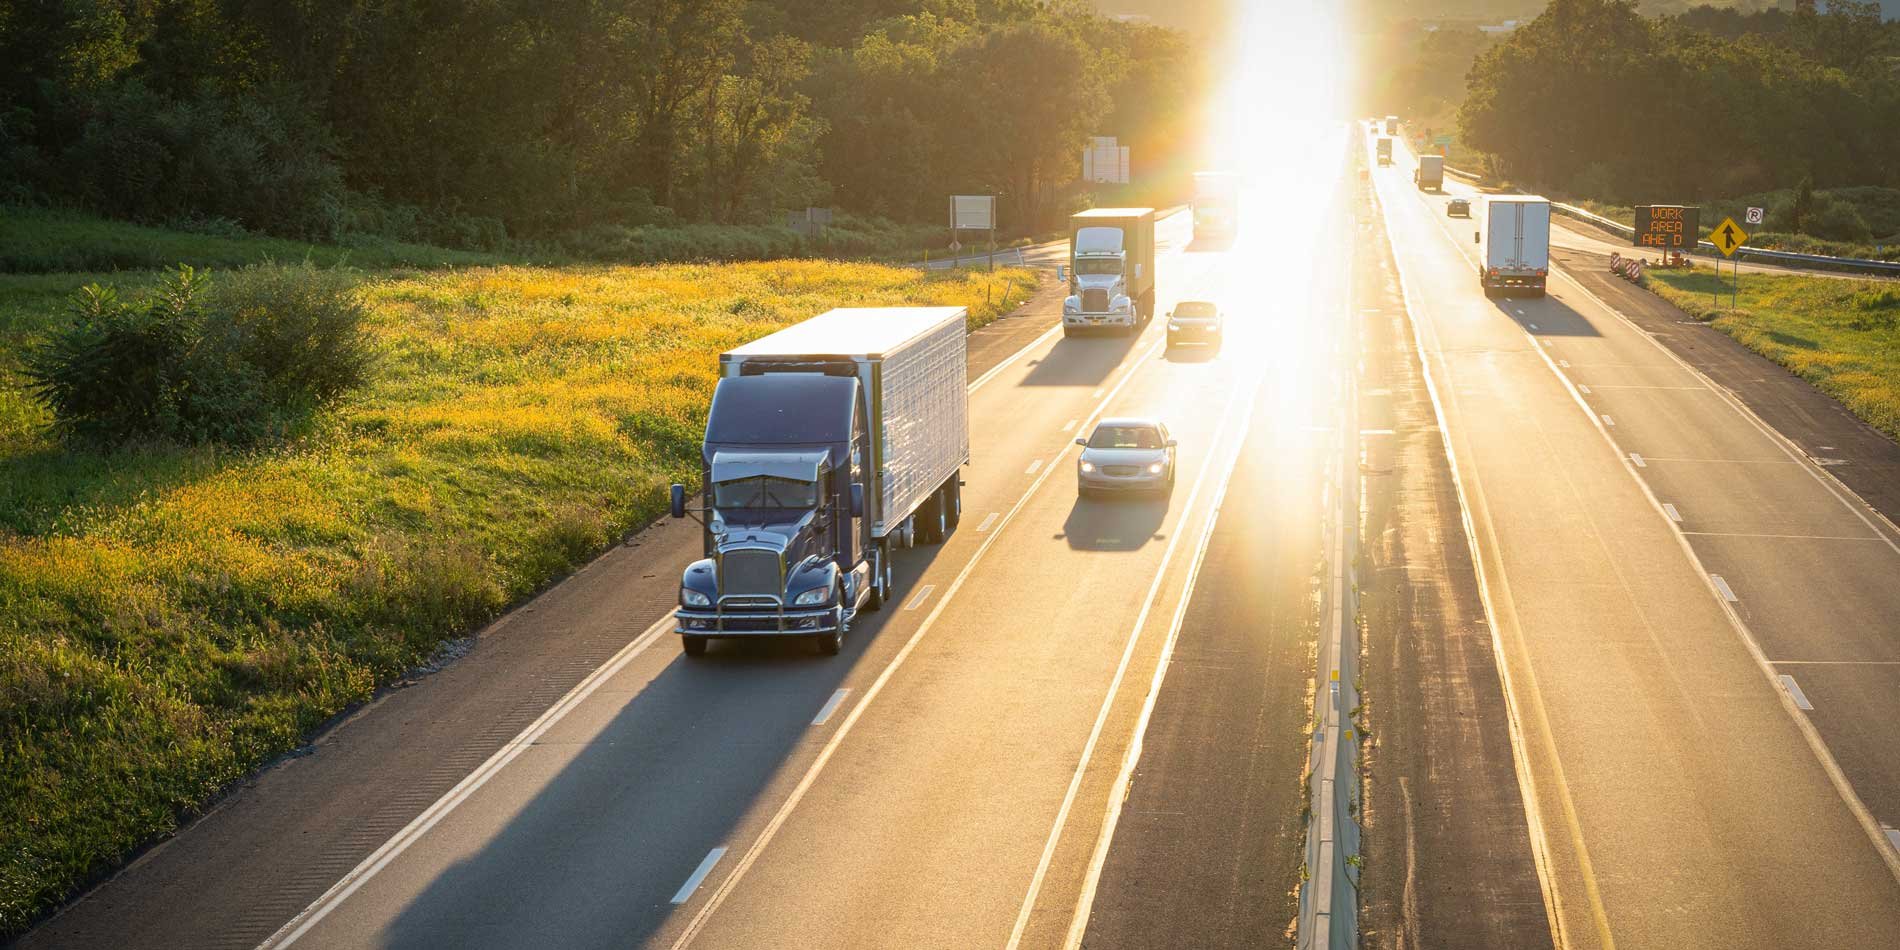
top-left (1456, 0), bottom-right (1900, 219)
top-left (0, 1), bottom-right (1205, 248)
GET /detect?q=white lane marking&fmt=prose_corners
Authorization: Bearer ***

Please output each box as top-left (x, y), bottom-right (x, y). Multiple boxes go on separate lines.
top-left (1578, 384), bottom-right (1592, 394)
top-left (1558, 359), bottom-right (1571, 368)
top-left (904, 585), bottom-right (936, 611)
top-left (977, 512), bottom-right (1000, 533)
top-left (1601, 414), bottom-right (1616, 427)
top-left (1663, 503), bottom-right (1682, 522)
top-left (669, 337), bottom-right (1168, 949)
top-left (1770, 660), bottom-right (1900, 665)
top-left (1777, 675), bottom-right (1814, 711)
top-left (1710, 574), bottom-right (1739, 602)
top-left (259, 614), bottom-right (676, 948)
top-left (1010, 366), bottom-right (1258, 950)
top-left (1887, 827), bottom-right (1900, 855)
top-left (1093, 388), bottom-right (1105, 398)
top-left (1682, 530), bottom-right (1887, 542)
top-left (811, 689), bottom-right (851, 726)
top-left (671, 847), bottom-right (729, 904)
top-left (1026, 459), bottom-right (1044, 475)
top-left (1061, 418), bottom-right (1078, 432)
top-left (1630, 453), bottom-right (1645, 467)
top-left (1528, 322), bottom-right (1539, 329)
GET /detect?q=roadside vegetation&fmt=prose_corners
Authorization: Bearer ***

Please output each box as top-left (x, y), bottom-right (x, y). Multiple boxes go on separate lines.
top-left (1645, 267), bottom-right (1900, 441)
top-left (0, 250), bottom-right (1035, 935)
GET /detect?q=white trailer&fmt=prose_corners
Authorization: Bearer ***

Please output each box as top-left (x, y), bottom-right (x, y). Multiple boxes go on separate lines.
top-left (1476, 196), bottom-right (1551, 297)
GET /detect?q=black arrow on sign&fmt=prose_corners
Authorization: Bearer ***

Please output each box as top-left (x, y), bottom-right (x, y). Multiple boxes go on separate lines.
top-left (1718, 222), bottom-right (1740, 251)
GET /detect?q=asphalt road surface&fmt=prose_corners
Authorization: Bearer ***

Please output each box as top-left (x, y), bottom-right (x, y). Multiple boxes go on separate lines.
top-left (1368, 130), bottom-right (1900, 948)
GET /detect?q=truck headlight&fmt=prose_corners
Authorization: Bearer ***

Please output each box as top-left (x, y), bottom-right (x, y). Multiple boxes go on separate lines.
top-left (1064, 298), bottom-right (1080, 313)
top-left (681, 588), bottom-right (711, 607)
top-left (793, 586), bottom-right (832, 606)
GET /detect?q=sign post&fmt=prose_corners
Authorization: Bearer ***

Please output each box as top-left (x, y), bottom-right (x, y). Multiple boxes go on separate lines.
top-left (1710, 215), bottom-right (1749, 311)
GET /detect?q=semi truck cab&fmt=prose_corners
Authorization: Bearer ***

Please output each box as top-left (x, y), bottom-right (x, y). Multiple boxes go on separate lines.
top-left (1060, 208), bottom-right (1157, 335)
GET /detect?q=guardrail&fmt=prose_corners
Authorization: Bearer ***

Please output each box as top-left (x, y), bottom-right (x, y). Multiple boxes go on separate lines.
top-left (1297, 330), bottom-right (1363, 950)
top-left (1440, 164), bottom-right (1900, 277)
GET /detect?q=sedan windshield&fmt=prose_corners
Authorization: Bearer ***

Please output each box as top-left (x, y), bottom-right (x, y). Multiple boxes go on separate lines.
top-left (713, 476), bottom-right (818, 509)
top-left (1088, 425), bottom-right (1162, 449)
top-left (1174, 301), bottom-right (1217, 318)
top-left (1073, 259), bottom-right (1122, 276)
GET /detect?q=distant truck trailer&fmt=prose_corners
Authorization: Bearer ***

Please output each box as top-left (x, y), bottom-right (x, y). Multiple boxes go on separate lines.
top-left (1060, 208), bottom-right (1157, 335)
top-left (1376, 137), bottom-right (1393, 167)
top-left (1192, 171), bottom-right (1241, 241)
top-left (1384, 115), bottom-right (1400, 135)
top-left (670, 306), bottom-right (970, 656)
top-left (1475, 196), bottom-right (1551, 297)
top-left (1415, 154), bottom-right (1444, 191)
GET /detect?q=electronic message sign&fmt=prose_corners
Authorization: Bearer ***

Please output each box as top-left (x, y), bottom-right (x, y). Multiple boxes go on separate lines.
top-left (1633, 205), bottom-right (1700, 250)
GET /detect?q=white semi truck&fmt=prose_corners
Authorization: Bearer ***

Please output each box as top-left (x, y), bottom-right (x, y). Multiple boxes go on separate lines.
top-left (1192, 172), bottom-right (1241, 241)
top-left (1059, 208), bottom-right (1156, 336)
top-left (1474, 196), bottom-right (1551, 297)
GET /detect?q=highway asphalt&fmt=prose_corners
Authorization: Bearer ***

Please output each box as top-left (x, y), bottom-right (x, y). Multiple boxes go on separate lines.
top-left (1370, 131), bottom-right (1900, 947)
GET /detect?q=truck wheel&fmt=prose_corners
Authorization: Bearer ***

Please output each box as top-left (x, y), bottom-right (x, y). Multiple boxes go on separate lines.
top-left (681, 635), bottom-right (709, 658)
top-left (815, 592), bottom-right (844, 655)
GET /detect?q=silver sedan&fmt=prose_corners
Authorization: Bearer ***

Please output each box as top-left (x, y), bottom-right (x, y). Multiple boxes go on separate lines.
top-left (1075, 417), bottom-right (1177, 499)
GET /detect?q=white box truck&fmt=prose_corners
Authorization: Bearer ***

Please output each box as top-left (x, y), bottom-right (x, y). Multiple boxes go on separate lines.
top-left (1059, 208), bottom-right (1157, 336)
top-left (1415, 154), bottom-right (1444, 191)
top-left (669, 307), bottom-right (969, 656)
top-left (1475, 196), bottom-right (1551, 297)
top-left (1192, 171), bottom-right (1241, 241)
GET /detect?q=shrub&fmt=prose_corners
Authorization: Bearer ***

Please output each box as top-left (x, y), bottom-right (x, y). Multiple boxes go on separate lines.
top-left (22, 264), bottom-right (373, 445)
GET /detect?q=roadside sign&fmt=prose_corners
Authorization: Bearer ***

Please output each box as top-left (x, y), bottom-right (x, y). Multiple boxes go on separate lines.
top-left (1711, 216), bottom-right (1749, 257)
top-left (1082, 136), bottom-right (1130, 184)
top-left (950, 195), bottom-right (995, 231)
top-left (1633, 205), bottom-right (1700, 250)
top-left (1433, 135), bottom-right (1453, 146)
top-left (1745, 206), bottom-right (1764, 225)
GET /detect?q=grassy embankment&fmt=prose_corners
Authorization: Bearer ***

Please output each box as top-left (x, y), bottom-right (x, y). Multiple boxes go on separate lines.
top-left (0, 226), bottom-right (1036, 933)
top-left (1644, 267), bottom-right (1900, 441)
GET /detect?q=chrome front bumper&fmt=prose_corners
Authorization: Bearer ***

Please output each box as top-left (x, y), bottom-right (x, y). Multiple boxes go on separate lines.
top-left (675, 604), bottom-right (844, 637)
top-left (1065, 312), bottom-right (1136, 327)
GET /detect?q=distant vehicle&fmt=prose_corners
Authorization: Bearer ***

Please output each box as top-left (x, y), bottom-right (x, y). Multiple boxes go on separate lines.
top-left (1376, 138), bottom-right (1393, 167)
top-left (1384, 115), bottom-right (1400, 135)
top-left (1415, 154), bottom-right (1445, 191)
top-left (1447, 198), bottom-right (1471, 217)
top-left (1192, 171), bottom-right (1241, 241)
top-left (1059, 208), bottom-right (1157, 336)
top-left (1166, 301), bottom-right (1223, 350)
top-left (1475, 196), bottom-right (1552, 297)
top-left (1076, 418), bottom-right (1177, 499)
top-left (670, 307), bottom-right (970, 656)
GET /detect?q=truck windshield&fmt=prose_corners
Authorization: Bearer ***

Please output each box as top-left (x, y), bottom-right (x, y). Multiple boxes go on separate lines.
top-left (1073, 259), bottom-right (1122, 276)
top-left (713, 476), bottom-right (818, 509)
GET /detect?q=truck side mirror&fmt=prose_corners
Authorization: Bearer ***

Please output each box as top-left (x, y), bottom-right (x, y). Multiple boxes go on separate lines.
top-left (850, 483), bottom-right (865, 518)
top-left (1056, 265), bottom-right (1066, 281)
top-left (670, 483), bottom-right (687, 519)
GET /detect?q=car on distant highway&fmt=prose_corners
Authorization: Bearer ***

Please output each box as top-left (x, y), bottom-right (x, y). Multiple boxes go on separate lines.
top-left (1076, 418), bottom-right (1176, 499)
top-left (1166, 300), bottom-right (1223, 350)
top-left (1447, 198), bottom-right (1471, 217)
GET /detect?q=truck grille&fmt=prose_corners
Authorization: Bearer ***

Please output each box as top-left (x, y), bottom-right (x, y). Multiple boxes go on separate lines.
top-left (719, 549), bottom-right (781, 598)
top-left (1081, 289), bottom-right (1110, 312)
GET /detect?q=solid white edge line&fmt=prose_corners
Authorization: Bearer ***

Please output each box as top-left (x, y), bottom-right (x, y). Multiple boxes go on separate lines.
top-left (811, 689), bottom-right (851, 727)
top-left (671, 847), bottom-right (729, 904)
top-left (1776, 675), bottom-right (1814, 711)
top-left (1382, 153), bottom-right (1598, 950)
top-left (1007, 364), bottom-right (1259, 950)
top-left (258, 614), bottom-right (675, 949)
top-left (666, 335), bottom-right (1168, 950)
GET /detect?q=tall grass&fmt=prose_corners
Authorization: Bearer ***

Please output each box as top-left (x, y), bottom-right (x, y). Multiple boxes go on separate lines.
top-left (0, 258), bottom-right (1036, 934)
top-left (1645, 267), bottom-right (1900, 441)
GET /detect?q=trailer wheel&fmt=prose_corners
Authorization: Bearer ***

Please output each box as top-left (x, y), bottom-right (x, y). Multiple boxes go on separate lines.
top-left (681, 635), bottom-right (709, 658)
top-left (919, 491), bottom-right (947, 544)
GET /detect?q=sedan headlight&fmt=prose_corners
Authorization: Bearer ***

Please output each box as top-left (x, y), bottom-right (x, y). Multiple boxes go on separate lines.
top-left (793, 586), bottom-right (832, 607)
top-left (681, 587), bottom-right (711, 607)
top-left (1148, 461), bottom-right (1164, 474)
top-left (1079, 460), bottom-right (1095, 473)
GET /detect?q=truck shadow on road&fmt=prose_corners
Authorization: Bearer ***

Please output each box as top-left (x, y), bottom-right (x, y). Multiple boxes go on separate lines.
top-left (1021, 331), bottom-right (1143, 386)
top-left (1058, 496), bottom-right (1168, 551)
top-left (374, 545), bottom-right (954, 948)
top-left (1486, 293), bottom-right (1603, 338)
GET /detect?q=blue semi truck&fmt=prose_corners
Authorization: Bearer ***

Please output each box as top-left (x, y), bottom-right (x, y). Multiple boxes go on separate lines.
top-left (669, 307), bottom-right (970, 657)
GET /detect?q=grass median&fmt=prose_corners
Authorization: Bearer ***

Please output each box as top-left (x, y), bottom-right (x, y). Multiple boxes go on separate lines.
top-left (0, 257), bottom-right (1037, 934)
top-left (1644, 267), bottom-right (1900, 441)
